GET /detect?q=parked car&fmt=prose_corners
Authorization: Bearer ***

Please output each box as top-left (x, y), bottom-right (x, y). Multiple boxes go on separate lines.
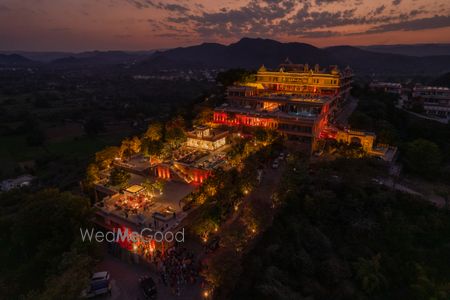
top-left (272, 159), bottom-right (279, 169)
top-left (81, 271), bottom-right (112, 298)
top-left (278, 152), bottom-right (285, 160)
top-left (139, 276), bottom-right (157, 299)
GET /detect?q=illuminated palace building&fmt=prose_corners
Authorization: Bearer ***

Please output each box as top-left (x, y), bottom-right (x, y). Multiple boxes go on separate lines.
top-left (214, 61), bottom-right (353, 145)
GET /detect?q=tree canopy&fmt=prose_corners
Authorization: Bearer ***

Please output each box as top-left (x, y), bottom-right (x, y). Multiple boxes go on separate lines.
top-left (143, 123), bottom-right (163, 142)
top-left (0, 189), bottom-right (93, 299)
top-left (404, 139), bottom-right (442, 177)
top-left (95, 146), bottom-right (120, 169)
top-left (109, 167), bottom-right (130, 189)
top-left (232, 158), bottom-right (450, 300)
top-left (216, 69), bottom-right (256, 87)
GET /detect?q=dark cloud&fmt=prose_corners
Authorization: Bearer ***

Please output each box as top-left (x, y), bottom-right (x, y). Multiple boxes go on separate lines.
top-left (315, 0), bottom-right (345, 5)
top-left (127, 0), bottom-right (154, 9)
top-left (162, 3), bottom-right (189, 13)
top-left (372, 5), bottom-right (386, 15)
top-left (174, 0), bottom-right (297, 38)
top-left (409, 9), bottom-right (422, 17)
top-left (137, 0), bottom-right (450, 40)
top-left (301, 30), bottom-right (341, 37)
top-left (366, 15), bottom-right (450, 33)
top-left (126, 0), bottom-right (189, 13)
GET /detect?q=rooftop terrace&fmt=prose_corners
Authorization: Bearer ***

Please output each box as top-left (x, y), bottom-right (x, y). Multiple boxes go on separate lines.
top-left (186, 126), bottom-right (229, 142)
top-left (95, 179), bottom-right (194, 232)
top-left (173, 146), bottom-right (228, 170)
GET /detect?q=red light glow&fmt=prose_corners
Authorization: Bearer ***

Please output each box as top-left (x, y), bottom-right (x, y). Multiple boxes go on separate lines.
top-left (213, 112), bottom-right (276, 128)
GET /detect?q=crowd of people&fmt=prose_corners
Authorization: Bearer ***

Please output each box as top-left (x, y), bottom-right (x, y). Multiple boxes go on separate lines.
top-left (155, 246), bottom-right (199, 296)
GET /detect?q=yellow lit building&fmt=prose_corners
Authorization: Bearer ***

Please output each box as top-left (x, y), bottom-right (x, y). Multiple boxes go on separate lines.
top-left (335, 130), bottom-right (376, 153)
top-left (214, 61), bottom-right (353, 146)
top-left (186, 126), bottom-right (228, 150)
top-left (255, 62), bottom-right (347, 98)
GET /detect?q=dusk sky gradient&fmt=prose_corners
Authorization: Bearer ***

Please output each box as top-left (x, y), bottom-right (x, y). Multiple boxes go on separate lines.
top-left (1, 0), bottom-right (450, 51)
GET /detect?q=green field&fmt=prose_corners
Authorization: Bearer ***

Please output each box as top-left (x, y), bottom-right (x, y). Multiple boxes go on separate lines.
top-left (0, 133), bottom-right (127, 180)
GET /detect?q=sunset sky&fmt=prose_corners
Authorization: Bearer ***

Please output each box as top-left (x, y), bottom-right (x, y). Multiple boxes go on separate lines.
top-left (1, 0), bottom-right (450, 51)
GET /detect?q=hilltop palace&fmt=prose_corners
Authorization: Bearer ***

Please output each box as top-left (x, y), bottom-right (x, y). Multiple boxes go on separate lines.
top-left (213, 60), bottom-right (396, 160)
top-left (214, 61), bottom-right (352, 144)
top-left (91, 60), bottom-right (396, 261)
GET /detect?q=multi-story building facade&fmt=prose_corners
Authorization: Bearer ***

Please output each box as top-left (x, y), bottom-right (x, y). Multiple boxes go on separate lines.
top-left (186, 126), bottom-right (228, 150)
top-left (213, 62), bottom-right (353, 146)
top-left (412, 85), bottom-right (450, 120)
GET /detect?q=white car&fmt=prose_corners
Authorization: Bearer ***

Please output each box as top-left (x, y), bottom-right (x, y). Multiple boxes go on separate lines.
top-left (81, 271), bottom-right (112, 298)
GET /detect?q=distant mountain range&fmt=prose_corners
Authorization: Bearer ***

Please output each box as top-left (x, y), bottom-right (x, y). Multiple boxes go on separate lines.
top-left (141, 38), bottom-right (450, 75)
top-left (2, 38), bottom-right (450, 76)
top-left (48, 51), bottom-right (151, 66)
top-left (144, 38), bottom-right (327, 70)
top-left (0, 53), bottom-right (33, 66)
top-left (0, 50), bottom-right (155, 64)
